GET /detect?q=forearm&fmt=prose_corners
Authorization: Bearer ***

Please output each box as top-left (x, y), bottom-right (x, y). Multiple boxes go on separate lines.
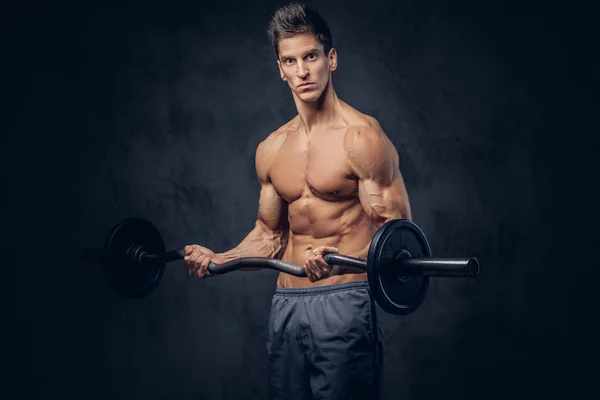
top-left (217, 222), bottom-right (287, 269)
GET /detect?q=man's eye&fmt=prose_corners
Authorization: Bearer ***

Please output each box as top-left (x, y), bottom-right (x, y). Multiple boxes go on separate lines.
top-left (285, 59), bottom-right (294, 65)
top-left (307, 53), bottom-right (317, 60)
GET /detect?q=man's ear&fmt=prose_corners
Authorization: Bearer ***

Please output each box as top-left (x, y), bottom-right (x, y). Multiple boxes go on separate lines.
top-left (328, 48), bottom-right (338, 71)
top-left (277, 60), bottom-right (287, 81)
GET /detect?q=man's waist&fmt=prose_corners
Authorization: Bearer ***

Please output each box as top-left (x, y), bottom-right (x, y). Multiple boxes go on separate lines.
top-left (274, 279), bottom-right (369, 296)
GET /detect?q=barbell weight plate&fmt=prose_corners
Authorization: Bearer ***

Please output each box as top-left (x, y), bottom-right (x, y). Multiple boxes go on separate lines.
top-left (367, 219), bottom-right (431, 315)
top-left (103, 218), bottom-right (166, 298)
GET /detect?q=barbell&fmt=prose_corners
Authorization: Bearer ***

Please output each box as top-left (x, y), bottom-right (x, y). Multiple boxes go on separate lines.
top-left (86, 218), bottom-right (480, 315)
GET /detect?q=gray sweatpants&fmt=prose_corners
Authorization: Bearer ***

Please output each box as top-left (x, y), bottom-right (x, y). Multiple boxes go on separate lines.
top-left (266, 280), bottom-right (384, 400)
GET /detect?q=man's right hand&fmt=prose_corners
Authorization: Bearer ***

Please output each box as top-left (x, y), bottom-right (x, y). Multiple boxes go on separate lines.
top-left (184, 245), bottom-right (225, 279)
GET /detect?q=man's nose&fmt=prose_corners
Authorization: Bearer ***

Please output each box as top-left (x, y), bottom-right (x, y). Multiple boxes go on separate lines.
top-left (296, 61), bottom-right (309, 78)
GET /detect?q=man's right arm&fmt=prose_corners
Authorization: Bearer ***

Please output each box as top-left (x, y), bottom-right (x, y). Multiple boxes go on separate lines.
top-left (185, 135), bottom-right (288, 277)
top-left (217, 137), bottom-right (288, 268)
top-left (217, 184), bottom-right (288, 263)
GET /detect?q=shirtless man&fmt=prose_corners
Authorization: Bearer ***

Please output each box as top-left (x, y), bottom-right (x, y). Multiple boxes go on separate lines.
top-left (184, 3), bottom-right (411, 399)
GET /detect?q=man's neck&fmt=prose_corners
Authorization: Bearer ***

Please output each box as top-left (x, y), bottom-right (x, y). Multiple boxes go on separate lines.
top-left (293, 80), bottom-right (341, 135)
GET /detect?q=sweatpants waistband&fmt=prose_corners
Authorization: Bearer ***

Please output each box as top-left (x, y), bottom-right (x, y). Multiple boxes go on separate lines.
top-left (274, 280), bottom-right (369, 297)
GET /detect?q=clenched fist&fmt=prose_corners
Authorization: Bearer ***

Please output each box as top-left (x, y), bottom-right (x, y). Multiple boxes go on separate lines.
top-left (184, 245), bottom-right (225, 279)
top-left (304, 246), bottom-right (340, 282)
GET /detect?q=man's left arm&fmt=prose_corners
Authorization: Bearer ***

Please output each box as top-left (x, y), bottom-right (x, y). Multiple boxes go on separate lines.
top-left (307, 125), bottom-right (412, 280)
top-left (345, 125), bottom-right (412, 261)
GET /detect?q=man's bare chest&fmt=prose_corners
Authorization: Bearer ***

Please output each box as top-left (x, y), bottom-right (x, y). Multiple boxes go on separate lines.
top-left (269, 132), bottom-right (358, 203)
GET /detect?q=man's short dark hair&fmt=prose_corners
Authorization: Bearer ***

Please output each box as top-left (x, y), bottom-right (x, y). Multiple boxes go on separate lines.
top-left (267, 3), bottom-right (333, 59)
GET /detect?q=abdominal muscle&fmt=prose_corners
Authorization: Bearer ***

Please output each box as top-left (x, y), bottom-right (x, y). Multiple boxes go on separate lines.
top-left (276, 197), bottom-right (377, 288)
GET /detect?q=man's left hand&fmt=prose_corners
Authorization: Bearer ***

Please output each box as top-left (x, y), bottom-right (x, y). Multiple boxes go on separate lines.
top-left (305, 246), bottom-right (340, 282)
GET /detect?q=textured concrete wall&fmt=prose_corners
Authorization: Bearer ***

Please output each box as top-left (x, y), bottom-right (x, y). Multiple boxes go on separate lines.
top-left (6, 0), bottom-right (595, 399)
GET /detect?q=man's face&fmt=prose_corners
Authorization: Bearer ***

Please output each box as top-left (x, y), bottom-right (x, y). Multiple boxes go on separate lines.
top-left (277, 33), bottom-right (337, 103)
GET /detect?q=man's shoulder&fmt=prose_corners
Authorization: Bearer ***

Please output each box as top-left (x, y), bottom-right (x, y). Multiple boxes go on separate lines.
top-left (341, 105), bottom-right (397, 163)
top-left (257, 116), bottom-right (300, 154)
top-left (254, 116), bottom-right (301, 179)
top-left (343, 109), bottom-right (387, 147)
top-left (341, 103), bottom-right (385, 137)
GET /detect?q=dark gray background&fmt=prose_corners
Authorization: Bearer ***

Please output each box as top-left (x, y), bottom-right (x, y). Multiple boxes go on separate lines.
top-left (5, 0), bottom-right (598, 399)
